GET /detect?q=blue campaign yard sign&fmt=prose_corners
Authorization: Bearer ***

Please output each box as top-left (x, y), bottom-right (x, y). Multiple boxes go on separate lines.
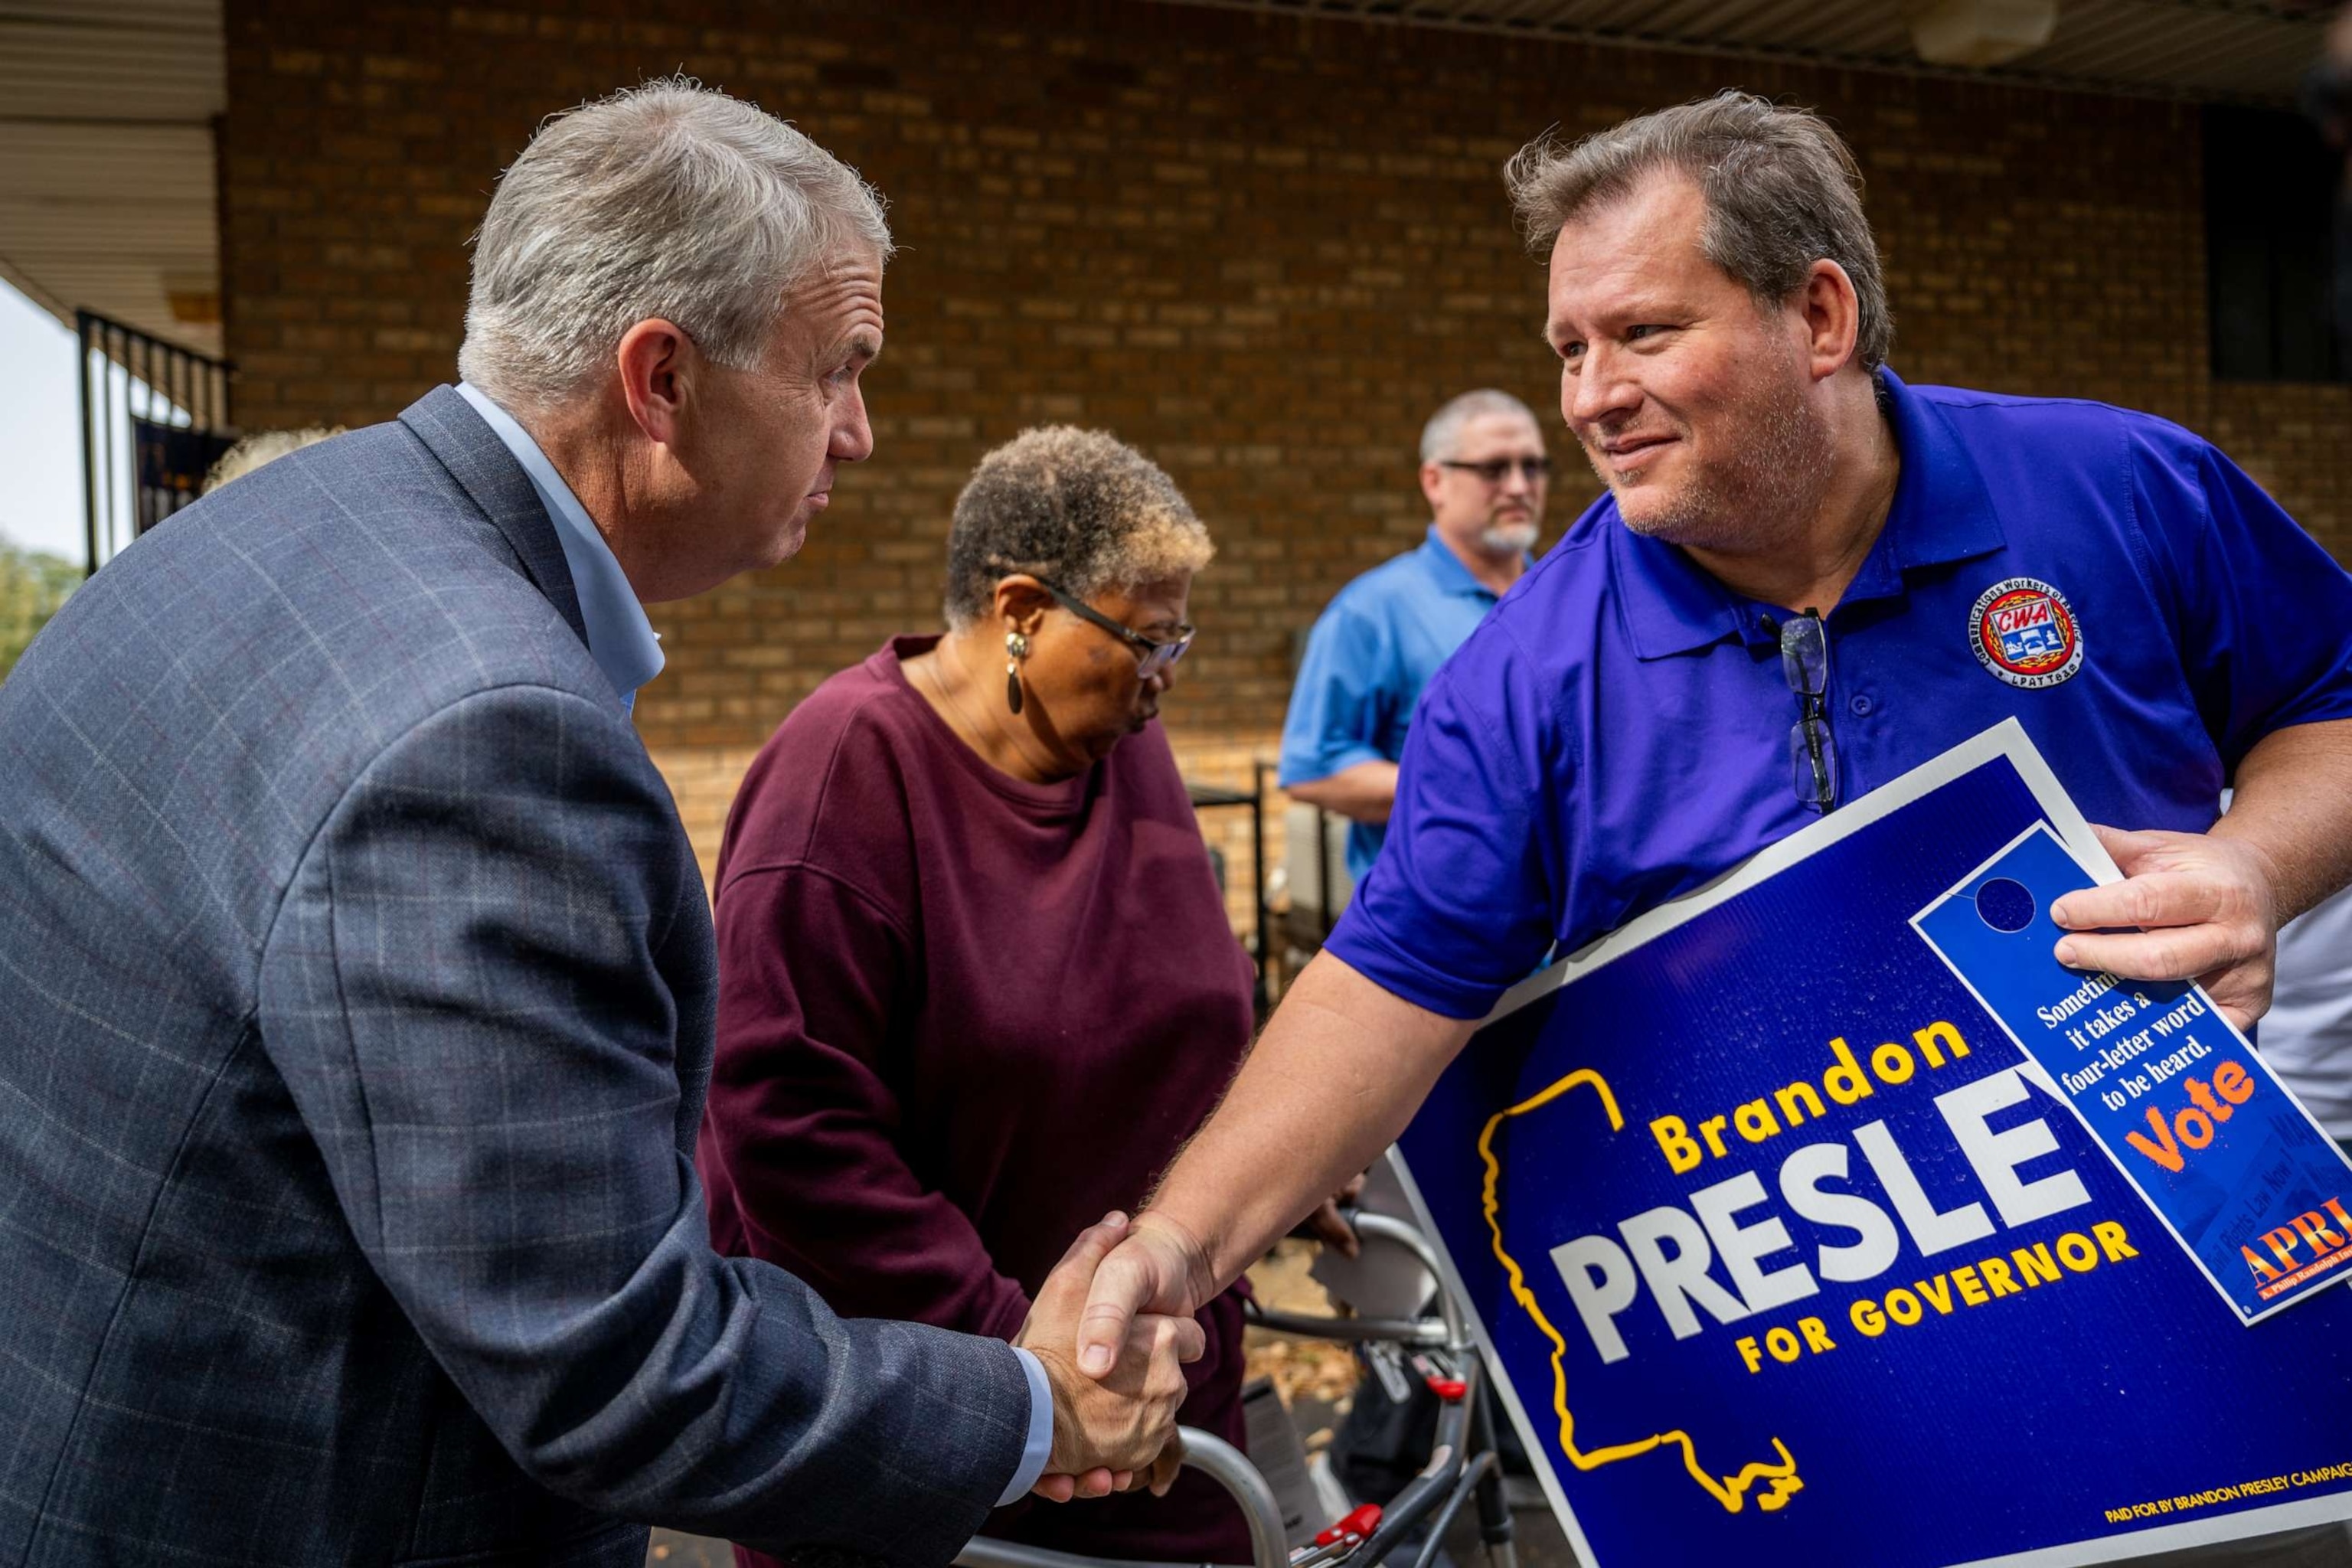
top-left (1392, 721), bottom-right (2352, 1568)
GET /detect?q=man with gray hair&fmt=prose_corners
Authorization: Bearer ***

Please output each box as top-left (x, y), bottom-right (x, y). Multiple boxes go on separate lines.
top-left (1279, 389), bottom-right (1549, 886)
top-left (0, 80), bottom-right (1194, 1568)
top-left (1073, 90), bottom-right (2352, 1558)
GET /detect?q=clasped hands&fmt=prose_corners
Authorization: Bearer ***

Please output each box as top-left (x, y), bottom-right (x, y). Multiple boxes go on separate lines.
top-left (1013, 1212), bottom-right (1207, 1503)
top-left (1018, 1179), bottom-right (1364, 1504)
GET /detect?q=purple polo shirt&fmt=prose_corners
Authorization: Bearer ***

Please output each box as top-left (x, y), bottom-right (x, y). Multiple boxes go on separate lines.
top-left (1325, 370), bottom-right (2352, 1021)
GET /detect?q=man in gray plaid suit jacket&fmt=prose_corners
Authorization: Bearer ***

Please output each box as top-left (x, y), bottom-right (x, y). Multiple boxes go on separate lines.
top-left (0, 83), bottom-right (1197, 1568)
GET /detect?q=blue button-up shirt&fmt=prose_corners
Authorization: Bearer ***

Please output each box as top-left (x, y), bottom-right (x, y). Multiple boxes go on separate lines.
top-left (457, 384), bottom-right (665, 710)
top-left (1328, 370), bottom-right (2352, 1021)
top-left (1279, 526), bottom-right (1511, 881)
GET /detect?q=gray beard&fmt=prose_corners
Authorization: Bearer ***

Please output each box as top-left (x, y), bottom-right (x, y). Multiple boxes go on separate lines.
top-left (1478, 521), bottom-right (1540, 557)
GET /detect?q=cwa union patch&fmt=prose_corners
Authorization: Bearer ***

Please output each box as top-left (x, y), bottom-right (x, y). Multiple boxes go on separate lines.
top-left (1968, 577), bottom-right (2083, 690)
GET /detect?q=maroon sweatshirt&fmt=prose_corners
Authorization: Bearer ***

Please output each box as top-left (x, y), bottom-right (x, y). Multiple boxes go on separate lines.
top-left (698, 635), bottom-right (1258, 1564)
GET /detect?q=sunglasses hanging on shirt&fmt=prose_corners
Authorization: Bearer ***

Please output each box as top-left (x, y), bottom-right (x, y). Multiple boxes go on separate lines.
top-left (1778, 610), bottom-right (1838, 813)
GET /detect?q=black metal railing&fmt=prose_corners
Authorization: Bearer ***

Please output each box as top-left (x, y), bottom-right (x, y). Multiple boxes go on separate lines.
top-left (77, 310), bottom-right (235, 577)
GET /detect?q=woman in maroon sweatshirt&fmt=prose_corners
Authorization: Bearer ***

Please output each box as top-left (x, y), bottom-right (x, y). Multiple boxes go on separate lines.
top-left (700, 428), bottom-right (1292, 1565)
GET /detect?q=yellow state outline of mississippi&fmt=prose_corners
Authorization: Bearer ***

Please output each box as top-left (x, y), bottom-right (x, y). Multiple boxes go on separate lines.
top-left (1478, 1067), bottom-right (1804, 1514)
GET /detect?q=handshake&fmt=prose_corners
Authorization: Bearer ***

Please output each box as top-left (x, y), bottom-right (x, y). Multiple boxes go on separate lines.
top-left (1012, 1210), bottom-right (1221, 1503)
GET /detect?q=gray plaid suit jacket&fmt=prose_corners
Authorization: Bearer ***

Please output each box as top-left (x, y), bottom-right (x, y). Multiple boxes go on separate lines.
top-left (0, 388), bottom-right (1030, 1568)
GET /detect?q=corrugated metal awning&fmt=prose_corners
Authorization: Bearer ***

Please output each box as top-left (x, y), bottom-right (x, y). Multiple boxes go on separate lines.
top-left (0, 0), bottom-right (224, 360)
top-left (1145, 0), bottom-right (2335, 104)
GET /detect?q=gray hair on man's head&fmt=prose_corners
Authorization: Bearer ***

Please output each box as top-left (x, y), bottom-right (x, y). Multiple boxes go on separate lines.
top-left (458, 77), bottom-right (893, 410)
top-left (1504, 91), bottom-right (1893, 371)
top-left (1419, 389), bottom-right (1542, 465)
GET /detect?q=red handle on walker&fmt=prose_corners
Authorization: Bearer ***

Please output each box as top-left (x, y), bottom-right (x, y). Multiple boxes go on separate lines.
top-left (1315, 1504), bottom-right (1383, 1547)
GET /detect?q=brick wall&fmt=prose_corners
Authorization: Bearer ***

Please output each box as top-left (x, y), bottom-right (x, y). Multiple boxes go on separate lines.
top-left (2208, 384), bottom-right (2352, 562)
top-left (220, 0), bottom-right (2352, 912)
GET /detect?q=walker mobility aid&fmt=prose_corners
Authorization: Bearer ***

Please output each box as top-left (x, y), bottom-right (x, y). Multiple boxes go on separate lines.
top-left (956, 1196), bottom-right (1522, 1568)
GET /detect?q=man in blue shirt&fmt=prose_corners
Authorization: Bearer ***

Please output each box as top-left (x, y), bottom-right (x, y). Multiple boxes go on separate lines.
top-left (1280, 390), bottom-right (1550, 884)
top-left (1072, 92), bottom-right (2352, 1453)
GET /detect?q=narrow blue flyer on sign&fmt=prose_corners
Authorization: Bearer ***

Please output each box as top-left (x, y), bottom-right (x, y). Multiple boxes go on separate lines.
top-left (1913, 824), bottom-right (2352, 1325)
top-left (1389, 720), bottom-right (2352, 1568)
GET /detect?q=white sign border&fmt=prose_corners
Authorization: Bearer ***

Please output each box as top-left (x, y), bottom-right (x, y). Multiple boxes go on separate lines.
top-left (1383, 717), bottom-right (2352, 1568)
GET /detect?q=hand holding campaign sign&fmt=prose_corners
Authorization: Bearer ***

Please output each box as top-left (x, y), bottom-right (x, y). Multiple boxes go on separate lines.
top-left (1391, 720), bottom-right (2352, 1568)
top-left (1917, 824), bottom-right (2352, 1325)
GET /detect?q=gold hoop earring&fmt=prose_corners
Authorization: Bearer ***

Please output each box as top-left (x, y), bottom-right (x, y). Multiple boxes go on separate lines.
top-left (1004, 631), bottom-right (1030, 715)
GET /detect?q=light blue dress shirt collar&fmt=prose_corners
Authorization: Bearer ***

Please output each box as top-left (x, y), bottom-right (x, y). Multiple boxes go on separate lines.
top-left (456, 383), bottom-right (665, 710)
top-left (1416, 523), bottom-right (1511, 600)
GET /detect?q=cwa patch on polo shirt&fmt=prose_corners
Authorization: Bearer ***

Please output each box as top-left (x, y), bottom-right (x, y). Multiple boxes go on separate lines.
top-left (1968, 575), bottom-right (2083, 689)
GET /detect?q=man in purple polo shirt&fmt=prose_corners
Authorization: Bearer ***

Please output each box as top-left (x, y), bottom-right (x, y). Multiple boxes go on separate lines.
top-left (1070, 90), bottom-right (2352, 1520)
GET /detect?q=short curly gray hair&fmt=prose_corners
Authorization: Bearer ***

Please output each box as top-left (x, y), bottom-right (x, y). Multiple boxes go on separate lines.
top-left (942, 428), bottom-right (1214, 629)
top-left (201, 427), bottom-right (342, 495)
top-left (459, 77), bottom-right (893, 411)
top-left (1504, 91), bottom-right (1893, 371)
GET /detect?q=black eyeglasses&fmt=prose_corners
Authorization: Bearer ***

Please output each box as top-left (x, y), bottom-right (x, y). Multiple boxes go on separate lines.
top-left (1039, 580), bottom-right (1195, 679)
top-left (1780, 611), bottom-right (1838, 813)
top-left (1439, 456), bottom-right (1552, 484)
